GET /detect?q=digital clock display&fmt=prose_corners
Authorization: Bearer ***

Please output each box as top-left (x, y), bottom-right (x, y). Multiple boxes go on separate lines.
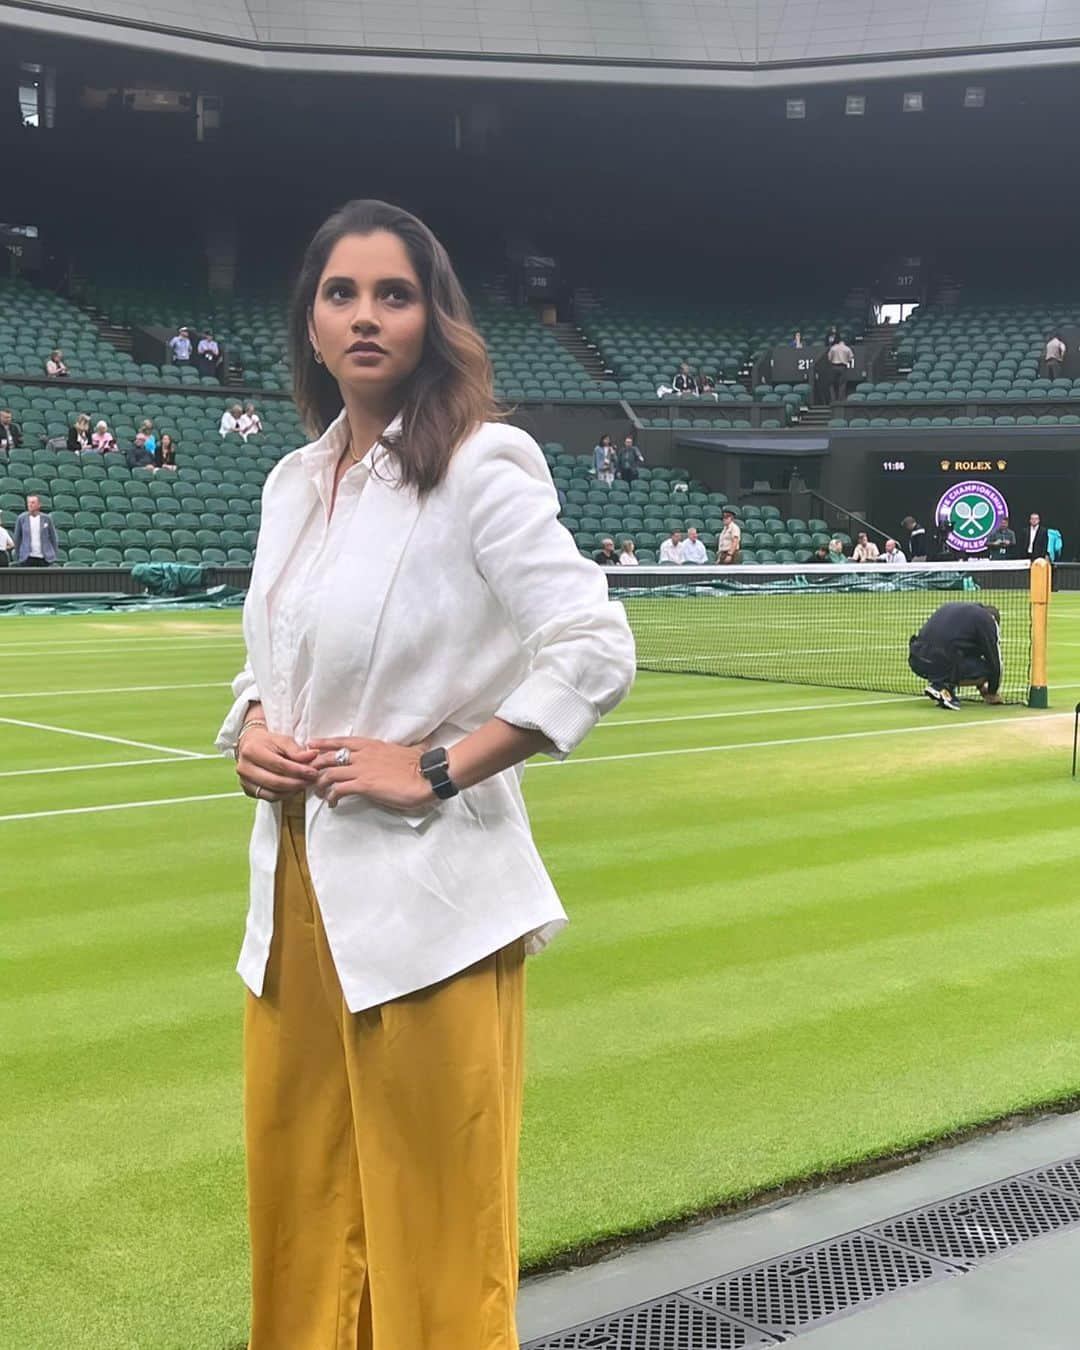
top-left (882, 461), bottom-right (907, 472)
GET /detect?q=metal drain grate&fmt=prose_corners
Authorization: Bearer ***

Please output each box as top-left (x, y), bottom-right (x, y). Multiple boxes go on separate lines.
top-left (521, 1295), bottom-right (780, 1349)
top-left (1023, 1157), bottom-right (1080, 1198)
top-left (683, 1231), bottom-right (957, 1337)
top-left (867, 1177), bottom-right (1080, 1268)
top-left (525, 1152), bottom-right (1080, 1347)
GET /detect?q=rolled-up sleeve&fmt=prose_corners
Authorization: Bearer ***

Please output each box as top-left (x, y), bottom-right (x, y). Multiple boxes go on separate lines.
top-left (214, 658), bottom-right (260, 756)
top-left (462, 431), bottom-right (636, 758)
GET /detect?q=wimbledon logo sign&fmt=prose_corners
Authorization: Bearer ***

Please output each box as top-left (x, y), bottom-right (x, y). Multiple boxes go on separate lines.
top-left (935, 480), bottom-right (1009, 554)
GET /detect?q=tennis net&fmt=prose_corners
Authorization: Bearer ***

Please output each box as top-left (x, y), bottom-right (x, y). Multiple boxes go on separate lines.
top-left (606, 561), bottom-right (1041, 704)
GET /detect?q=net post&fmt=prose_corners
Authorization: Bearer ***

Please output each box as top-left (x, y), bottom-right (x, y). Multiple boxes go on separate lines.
top-left (1028, 558), bottom-right (1051, 708)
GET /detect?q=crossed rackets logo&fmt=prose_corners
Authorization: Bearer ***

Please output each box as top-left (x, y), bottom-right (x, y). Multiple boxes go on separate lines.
top-left (949, 494), bottom-right (994, 540)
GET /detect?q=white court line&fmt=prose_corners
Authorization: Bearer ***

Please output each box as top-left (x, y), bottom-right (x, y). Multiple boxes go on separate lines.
top-left (0, 716), bottom-right (204, 759)
top-left (604, 695), bottom-right (905, 728)
top-left (0, 681), bottom-right (231, 701)
top-left (0, 792), bottom-right (242, 824)
top-left (530, 711), bottom-right (1070, 769)
top-left (0, 755), bottom-right (215, 780)
top-left (0, 638), bottom-right (244, 657)
top-left (4, 711), bottom-right (1070, 822)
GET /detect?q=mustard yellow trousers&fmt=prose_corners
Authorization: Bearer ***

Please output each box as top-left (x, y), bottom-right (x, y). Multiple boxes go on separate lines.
top-left (244, 794), bottom-right (526, 1350)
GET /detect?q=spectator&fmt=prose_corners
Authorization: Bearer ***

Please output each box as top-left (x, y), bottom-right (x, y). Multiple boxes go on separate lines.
top-left (812, 545), bottom-right (830, 562)
top-left (618, 539), bottom-right (638, 566)
top-left (197, 329), bottom-right (222, 378)
top-left (1044, 334), bottom-right (1066, 382)
top-left (219, 402), bottom-right (243, 438)
top-left (699, 373), bottom-right (716, 396)
top-left (169, 326), bottom-right (194, 366)
top-left (901, 515), bottom-right (929, 560)
top-left (45, 349), bottom-right (69, 378)
top-left (155, 433), bottom-right (178, 471)
top-left (881, 538), bottom-right (907, 564)
top-left (0, 509), bottom-right (13, 566)
top-left (826, 538), bottom-right (848, 564)
top-left (238, 402), bottom-right (263, 441)
top-left (672, 361), bottom-right (698, 395)
top-left (851, 531), bottom-right (880, 562)
top-left (592, 433), bottom-right (616, 485)
top-left (986, 515), bottom-right (1016, 560)
top-left (659, 528), bottom-right (684, 564)
top-left (1024, 511), bottom-right (1049, 560)
top-left (67, 414), bottom-right (92, 453)
top-left (0, 408), bottom-right (23, 451)
top-left (592, 536), bottom-right (619, 566)
top-left (827, 336), bottom-right (854, 402)
top-left (682, 525), bottom-right (708, 564)
top-left (127, 433), bottom-right (156, 469)
top-left (716, 509), bottom-right (742, 564)
top-left (91, 419), bottom-right (116, 452)
top-left (14, 495), bottom-right (58, 566)
top-left (137, 419), bottom-right (158, 454)
top-left (617, 434), bottom-right (645, 485)
top-left (792, 331), bottom-right (803, 349)
top-left (825, 325), bottom-right (841, 348)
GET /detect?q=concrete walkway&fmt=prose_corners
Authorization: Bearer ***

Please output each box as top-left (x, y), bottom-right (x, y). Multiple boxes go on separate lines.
top-left (518, 1110), bottom-right (1080, 1347)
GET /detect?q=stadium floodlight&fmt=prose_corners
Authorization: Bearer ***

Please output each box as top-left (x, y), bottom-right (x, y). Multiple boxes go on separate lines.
top-left (845, 95), bottom-right (866, 117)
top-left (902, 91), bottom-right (924, 113)
top-left (785, 98), bottom-right (806, 120)
top-left (964, 86), bottom-right (986, 108)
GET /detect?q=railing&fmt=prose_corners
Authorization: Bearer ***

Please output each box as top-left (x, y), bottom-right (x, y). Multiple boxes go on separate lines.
top-left (806, 489), bottom-right (888, 542)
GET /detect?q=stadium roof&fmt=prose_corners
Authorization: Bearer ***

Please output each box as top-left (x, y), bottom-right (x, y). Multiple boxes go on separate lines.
top-left (5, 0), bottom-right (1080, 83)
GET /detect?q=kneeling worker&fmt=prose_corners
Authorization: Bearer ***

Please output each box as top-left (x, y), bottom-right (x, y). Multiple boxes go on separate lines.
top-left (908, 602), bottom-right (1005, 711)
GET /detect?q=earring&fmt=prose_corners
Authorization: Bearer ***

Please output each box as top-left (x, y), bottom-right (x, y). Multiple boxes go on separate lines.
top-left (312, 347), bottom-right (324, 365)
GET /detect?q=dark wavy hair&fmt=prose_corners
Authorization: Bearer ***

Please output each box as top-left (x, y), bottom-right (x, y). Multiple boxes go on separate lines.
top-left (289, 199), bottom-right (500, 495)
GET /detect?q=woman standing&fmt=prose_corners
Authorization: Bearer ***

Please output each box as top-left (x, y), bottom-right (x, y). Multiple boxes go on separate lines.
top-left (592, 432), bottom-right (616, 484)
top-left (216, 199), bottom-right (636, 1350)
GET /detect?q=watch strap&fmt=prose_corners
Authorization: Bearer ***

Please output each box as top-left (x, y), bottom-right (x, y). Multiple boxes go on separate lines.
top-left (419, 746), bottom-right (459, 800)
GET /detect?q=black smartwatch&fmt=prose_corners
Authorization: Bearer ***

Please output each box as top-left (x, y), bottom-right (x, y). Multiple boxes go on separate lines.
top-left (419, 746), bottom-right (459, 801)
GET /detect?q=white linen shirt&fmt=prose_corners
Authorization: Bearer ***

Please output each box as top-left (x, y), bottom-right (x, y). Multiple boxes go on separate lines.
top-left (28, 514), bottom-right (42, 557)
top-left (0, 525), bottom-right (13, 553)
top-left (618, 551), bottom-right (638, 566)
top-left (681, 538), bottom-right (707, 564)
top-left (217, 413), bottom-right (636, 1013)
top-left (882, 548), bottom-right (907, 564)
top-left (658, 538), bottom-right (683, 564)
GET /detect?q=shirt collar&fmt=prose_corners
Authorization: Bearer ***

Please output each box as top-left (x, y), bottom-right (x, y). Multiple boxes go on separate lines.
top-left (299, 409), bottom-right (404, 506)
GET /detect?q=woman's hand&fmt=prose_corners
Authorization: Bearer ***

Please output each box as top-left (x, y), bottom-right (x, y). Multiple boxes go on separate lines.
top-left (236, 727), bottom-right (319, 802)
top-left (308, 737), bottom-right (436, 814)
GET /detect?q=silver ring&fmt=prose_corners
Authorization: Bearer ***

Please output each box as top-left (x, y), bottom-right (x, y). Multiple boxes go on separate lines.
top-left (254, 785), bottom-right (263, 799)
top-left (334, 747), bottom-right (351, 767)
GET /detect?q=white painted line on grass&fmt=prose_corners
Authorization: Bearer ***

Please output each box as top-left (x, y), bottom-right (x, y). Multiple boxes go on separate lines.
top-left (0, 716), bottom-right (204, 759)
top-left (532, 711), bottom-right (1071, 769)
top-left (0, 681), bottom-right (231, 701)
top-left (0, 754), bottom-right (215, 779)
top-left (0, 791), bottom-right (243, 824)
top-left (603, 694), bottom-right (906, 728)
top-left (0, 637), bottom-right (244, 657)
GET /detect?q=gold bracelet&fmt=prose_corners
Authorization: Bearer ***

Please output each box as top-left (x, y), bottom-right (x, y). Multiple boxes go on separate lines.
top-left (237, 718), bottom-right (268, 746)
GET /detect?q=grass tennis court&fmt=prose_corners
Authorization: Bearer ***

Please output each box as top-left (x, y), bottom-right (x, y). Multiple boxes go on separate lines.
top-left (4, 601), bottom-right (1080, 1348)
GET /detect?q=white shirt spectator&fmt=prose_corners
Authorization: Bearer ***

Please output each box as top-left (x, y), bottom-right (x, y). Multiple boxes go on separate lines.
top-left (658, 537), bottom-right (684, 564)
top-left (169, 333), bottom-right (193, 362)
top-left (828, 341), bottom-right (855, 366)
top-left (0, 523), bottom-right (13, 555)
top-left (238, 410), bottom-right (263, 440)
top-left (881, 545), bottom-right (907, 564)
top-left (681, 537), bottom-right (707, 564)
top-left (1045, 337), bottom-right (1066, 362)
top-left (852, 539), bottom-right (880, 562)
top-left (28, 514), bottom-right (43, 558)
top-left (618, 549), bottom-right (639, 566)
top-left (219, 409), bottom-right (241, 438)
